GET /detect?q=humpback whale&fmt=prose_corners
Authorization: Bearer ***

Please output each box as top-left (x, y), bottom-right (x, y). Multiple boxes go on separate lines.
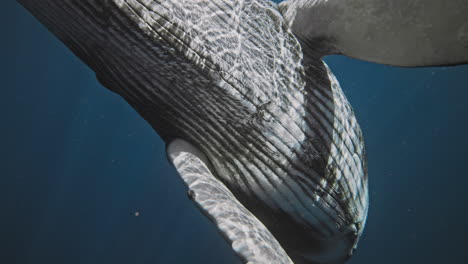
top-left (15, 1), bottom-right (468, 263)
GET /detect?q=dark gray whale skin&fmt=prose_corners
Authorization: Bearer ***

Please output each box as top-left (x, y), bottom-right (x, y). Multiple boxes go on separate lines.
top-left (17, 1), bottom-right (368, 263)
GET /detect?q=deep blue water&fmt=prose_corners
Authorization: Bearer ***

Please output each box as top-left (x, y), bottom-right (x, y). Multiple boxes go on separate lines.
top-left (2, 1), bottom-right (468, 264)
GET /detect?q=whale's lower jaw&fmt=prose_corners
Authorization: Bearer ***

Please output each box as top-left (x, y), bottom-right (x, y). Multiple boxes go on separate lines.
top-left (18, 1), bottom-right (369, 263)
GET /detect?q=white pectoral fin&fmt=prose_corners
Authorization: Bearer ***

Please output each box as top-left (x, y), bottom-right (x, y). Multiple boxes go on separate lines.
top-left (280, 0), bottom-right (468, 67)
top-left (166, 139), bottom-right (293, 264)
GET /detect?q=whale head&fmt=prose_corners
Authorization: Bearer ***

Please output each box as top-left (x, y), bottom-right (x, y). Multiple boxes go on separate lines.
top-left (18, 1), bottom-right (369, 263)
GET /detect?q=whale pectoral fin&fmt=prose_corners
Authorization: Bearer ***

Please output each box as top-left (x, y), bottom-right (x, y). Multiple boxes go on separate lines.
top-left (166, 139), bottom-right (293, 264)
top-left (280, 0), bottom-right (468, 67)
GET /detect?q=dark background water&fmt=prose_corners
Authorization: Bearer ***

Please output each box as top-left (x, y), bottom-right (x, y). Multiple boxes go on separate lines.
top-left (2, 1), bottom-right (468, 264)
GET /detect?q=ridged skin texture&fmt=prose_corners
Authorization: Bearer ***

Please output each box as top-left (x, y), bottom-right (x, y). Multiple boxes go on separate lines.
top-left (18, 1), bottom-right (368, 263)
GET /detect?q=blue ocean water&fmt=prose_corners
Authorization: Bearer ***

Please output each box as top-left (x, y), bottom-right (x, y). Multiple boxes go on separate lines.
top-left (2, 1), bottom-right (468, 264)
